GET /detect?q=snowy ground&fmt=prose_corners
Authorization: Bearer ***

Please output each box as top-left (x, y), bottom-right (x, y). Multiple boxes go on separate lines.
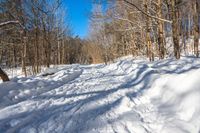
top-left (0, 56), bottom-right (200, 133)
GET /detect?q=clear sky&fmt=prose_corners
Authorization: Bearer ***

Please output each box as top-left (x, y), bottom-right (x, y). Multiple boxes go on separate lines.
top-left (64, 0), bottom-right (92, 38)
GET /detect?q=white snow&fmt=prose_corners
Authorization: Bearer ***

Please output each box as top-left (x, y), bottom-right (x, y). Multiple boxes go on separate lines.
top-left (0, 56), bottom-right (200, 133)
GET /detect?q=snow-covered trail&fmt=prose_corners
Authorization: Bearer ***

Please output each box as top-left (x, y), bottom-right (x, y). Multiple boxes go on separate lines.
top-left (0, 57), bottom-right (200, 133)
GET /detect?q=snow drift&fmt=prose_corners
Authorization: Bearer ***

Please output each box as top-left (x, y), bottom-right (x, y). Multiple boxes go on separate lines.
top-left (0, 56), bottom-right (200, 133)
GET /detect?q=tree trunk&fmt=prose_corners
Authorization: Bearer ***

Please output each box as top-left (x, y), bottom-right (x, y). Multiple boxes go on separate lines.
top-left (0, 67), bottom-right (9, 82)
top-left (35, 27), bottom-right (40, 73)
top-left (157, 0), bottom-right (165, 59)
top-left (144, 0), bottom-right (154, 61)
top-left (22, 33), bottom-right (27, 77)
top-left (193, 0), bottom-right (199, 57)
top-left (57, 40), bottom-right (61, 64)
top-left (171, 0), bottom-right (180, 59)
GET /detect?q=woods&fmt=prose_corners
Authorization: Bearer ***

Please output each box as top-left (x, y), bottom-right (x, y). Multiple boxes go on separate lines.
top-left (0, 0), bottom-right (200, 81)
top-left (0, 0), bottom-right (103, 81)
top-left (90, 0), bottom-right (200, 60)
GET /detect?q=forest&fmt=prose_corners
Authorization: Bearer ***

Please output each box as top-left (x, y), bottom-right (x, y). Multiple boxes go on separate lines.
top-left (0, 0), bottom-right (199, 80)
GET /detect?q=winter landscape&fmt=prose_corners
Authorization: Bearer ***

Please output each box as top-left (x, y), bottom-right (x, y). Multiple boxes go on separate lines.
top-left (0, 0), bottom-right (200, 133)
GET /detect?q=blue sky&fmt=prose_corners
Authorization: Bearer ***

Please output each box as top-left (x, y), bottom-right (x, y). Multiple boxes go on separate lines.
top-left (64, 0), bottom-right (92, 38)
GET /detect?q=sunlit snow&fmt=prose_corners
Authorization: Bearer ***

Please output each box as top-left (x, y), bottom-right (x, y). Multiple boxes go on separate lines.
top-left (0, 56), bottom-right (200, 133)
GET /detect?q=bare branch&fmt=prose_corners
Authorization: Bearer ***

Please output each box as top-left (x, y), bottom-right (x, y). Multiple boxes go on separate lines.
top-left (122, 0), bottom-right (172, 23)
top-left (0, 20), bottom-right (19, 27)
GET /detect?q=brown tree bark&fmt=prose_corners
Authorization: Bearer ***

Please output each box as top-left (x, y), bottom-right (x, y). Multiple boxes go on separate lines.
top-left (20, 32), bottom-right (27, 77)
top-left (171, 0), bottom-right (180, 59)
top-left (144, 0), bottom-right (154, 61)
top-left (21, 35), bottom-right (27, 77)
top-left (193, 0), bottom-right (199, 57)
top-left (157, 0), bottom-right (165, 59)
top-left (0, 68), bottom-right (9, 82)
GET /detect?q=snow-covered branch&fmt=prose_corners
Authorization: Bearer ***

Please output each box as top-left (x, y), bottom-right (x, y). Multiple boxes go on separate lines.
top-left (0, 20), bottom-right (26, 30)
top-left (0, 20), bottom-right (19, 27)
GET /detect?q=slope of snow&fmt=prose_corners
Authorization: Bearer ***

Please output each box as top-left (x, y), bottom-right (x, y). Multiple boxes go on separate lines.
top-left (0, 56), bottom-right (200, 133)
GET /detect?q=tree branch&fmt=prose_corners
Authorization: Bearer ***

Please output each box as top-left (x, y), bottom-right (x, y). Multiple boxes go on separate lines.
top-left (122, 0), bottom-right (172, 23)
top-left (0, 21), bottom-right (20, 27)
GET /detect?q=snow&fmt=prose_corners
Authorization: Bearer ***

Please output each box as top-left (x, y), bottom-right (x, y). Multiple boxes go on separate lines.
top-left (0, 56), bottom-right (200, 133)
